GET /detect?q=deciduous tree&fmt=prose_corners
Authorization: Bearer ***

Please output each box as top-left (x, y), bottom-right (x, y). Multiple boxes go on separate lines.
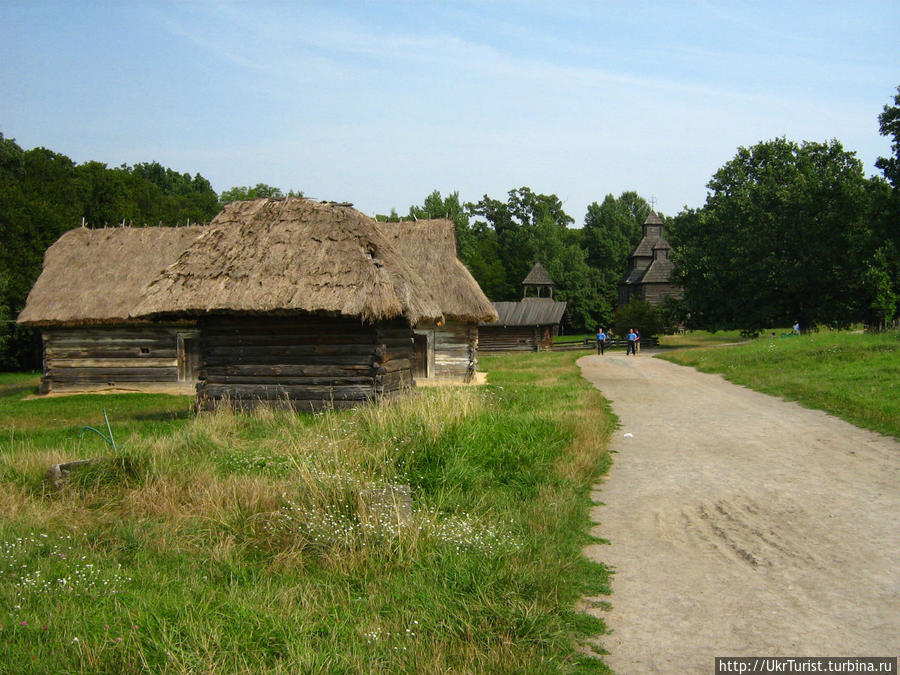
top-left (670, 138), bottom-right (870, 332)
top-left (582, 191), bottom-right (651, 324)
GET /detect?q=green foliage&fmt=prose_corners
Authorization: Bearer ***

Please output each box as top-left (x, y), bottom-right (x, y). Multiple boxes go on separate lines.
top-left (660, 330), bottom-right (900, 438)
top-left (876, 85), bottom-right (900, 188)
top-left (374, 207), bottom-right (401, 222)
top-left (868, 86), bottom-right (900, 329)
top-left (612, 299), bottom-right (663, 338)
top-left (0, 134), bottom-right (220, 370)
top-left (400, 187), bottom-right (659, 333)
top-left (862, 248), bottom-right (898, 329)
top-left (670, 138), bottom-right (871, 332)
top-left (466, 187), bottom-right (574, 300)
top-left (218, 183), bottom-right (302, 205)
top-left (582, 192), bottom-right (652, 324)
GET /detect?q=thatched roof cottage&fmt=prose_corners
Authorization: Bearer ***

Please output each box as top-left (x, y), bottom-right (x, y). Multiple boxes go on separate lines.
top-left (375, 219), bottom-right (497, 382)
top-left (21, 197), bottom-right (498, 407)
top-left (17, 226), bottom-right (207, 394)
top-left (132, 197), bottom-right (452, 409)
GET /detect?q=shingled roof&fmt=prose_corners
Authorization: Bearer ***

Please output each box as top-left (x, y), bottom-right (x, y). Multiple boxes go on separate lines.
top-left (619, 210), bottom-right (681, 304)
top-left (641, 257), bottom-right (676, 284)
top-left (522, 261), bottom-right (555, 287)
top-left (485, 298), bottom-right (567, 327)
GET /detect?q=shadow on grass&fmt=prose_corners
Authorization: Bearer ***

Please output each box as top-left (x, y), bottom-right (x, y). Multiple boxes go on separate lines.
top-left (129, 408), bottom-right (194, 423)
top-left (0, 382), bottom-right (41, 399)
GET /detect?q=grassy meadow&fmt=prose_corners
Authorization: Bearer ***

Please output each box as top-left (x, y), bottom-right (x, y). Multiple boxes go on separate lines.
top-left (0, 353), bottom-right (614, 674)
top-left (659, 330), bottom-right (900, 439)
top-left (656, 329), bottom-right (747, 349)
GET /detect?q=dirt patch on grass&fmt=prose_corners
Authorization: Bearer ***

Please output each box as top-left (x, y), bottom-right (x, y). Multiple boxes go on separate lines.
top-left (579, 353), bottom-right (899, 673)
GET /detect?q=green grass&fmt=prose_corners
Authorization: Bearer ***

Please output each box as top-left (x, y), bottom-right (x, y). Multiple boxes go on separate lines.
top-left (659, 330), bottom-right (900, 438)
top-left (553, 333), bottom-right (593, 344)
top-left (656, 330), bottom-right (749, 349)
top-left (0, 352), bottom-right (614, 673)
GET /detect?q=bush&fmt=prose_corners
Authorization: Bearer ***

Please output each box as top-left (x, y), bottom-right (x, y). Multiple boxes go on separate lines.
top-left (613, 299), bottom-right (663, 338)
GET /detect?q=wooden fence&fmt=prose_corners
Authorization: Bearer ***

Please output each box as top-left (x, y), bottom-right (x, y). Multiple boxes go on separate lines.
top-left (552, 336), bottom-right (660, 352)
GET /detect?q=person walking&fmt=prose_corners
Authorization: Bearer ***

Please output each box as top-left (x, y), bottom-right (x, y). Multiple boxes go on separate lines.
top-left (596, 327), bottom-right (607, 355)
top-left (626, 328), bottom-right (637, 355)
top-left (634, 329), bottom-right (641, 354)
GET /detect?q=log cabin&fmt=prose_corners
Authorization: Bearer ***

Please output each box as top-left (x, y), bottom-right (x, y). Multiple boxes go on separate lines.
top-left (132, 198), bottom-right (446, 410)
top-left (375, 219), bottom-right (497, 383)
top-left (17, 225), bottom-right (207, 394)
top-left (479, 263), bottom-right (567, 352)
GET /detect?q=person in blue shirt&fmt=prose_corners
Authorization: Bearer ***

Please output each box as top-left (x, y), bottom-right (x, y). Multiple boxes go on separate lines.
top-left (596, 327), bottom-right (607, 355)
top-left (626, 328), bottom-right (637, 355)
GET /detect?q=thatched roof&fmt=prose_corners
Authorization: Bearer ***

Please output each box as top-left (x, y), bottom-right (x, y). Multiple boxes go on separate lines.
top-left (375, 219), bottom-right (497, 323)
top-left (133, 198), bottom-right (444, 326)
top-left (18, 226), bottom-right (206, 326)
top-left (482, 298), bottom-right (567, 327)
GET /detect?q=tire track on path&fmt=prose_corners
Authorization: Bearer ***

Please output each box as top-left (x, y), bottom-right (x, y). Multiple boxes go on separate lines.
top-left (578, 353), bottom-right (899, 674)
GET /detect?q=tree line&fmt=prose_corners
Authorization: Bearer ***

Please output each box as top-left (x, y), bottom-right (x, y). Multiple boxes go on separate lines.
top-left (2, 86), bottom-right (898, 369)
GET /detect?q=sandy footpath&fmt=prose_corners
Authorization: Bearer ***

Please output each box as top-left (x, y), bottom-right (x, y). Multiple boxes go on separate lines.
top-left (577, 352), bottom-right (899, 674)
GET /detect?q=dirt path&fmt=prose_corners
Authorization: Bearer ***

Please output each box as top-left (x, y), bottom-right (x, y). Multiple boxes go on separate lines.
top-left (577, 352), bottom-right (899, 674)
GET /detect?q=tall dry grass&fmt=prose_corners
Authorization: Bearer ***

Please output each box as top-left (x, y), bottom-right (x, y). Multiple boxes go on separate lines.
top-left (0, 354), bottom-right (613, 673)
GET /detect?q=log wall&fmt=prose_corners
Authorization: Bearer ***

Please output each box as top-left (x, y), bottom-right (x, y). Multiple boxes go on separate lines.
top-left (41, 325), bottom-right (198, 394)
top-left (479, 325), bottom-right (556, 352)
top-left (197, 315), bottom-right (415, 411)
top-left (414, 321), bottom-right (478, 382)
top-left (641, 283), bottom-right (684, 306)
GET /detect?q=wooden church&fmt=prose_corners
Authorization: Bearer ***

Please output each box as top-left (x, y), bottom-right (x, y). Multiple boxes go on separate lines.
top-left (618, 211), bottom-right (683, 306)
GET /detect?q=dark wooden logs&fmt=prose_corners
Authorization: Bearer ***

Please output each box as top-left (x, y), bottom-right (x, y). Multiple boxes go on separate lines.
top-left (41, 325), bottom-right (198, 393)
top-left (198, 315), bottom-right (416, 411)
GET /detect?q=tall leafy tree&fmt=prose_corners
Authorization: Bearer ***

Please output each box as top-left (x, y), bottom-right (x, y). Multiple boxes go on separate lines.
top-left (582, 191), bottom-right (652, 323)
top-left (0, 134), bottom-right (220, 369)
top-left (876, 85), bottom-right (900, 188)
top-left (466, 187), bottom-right (574, 300)
top-left (670, 138), bottom-right (871, 332)
top-left (463, 187), bottom-right (611, 331)
top-left (864, 85), bottom-right (900, 328)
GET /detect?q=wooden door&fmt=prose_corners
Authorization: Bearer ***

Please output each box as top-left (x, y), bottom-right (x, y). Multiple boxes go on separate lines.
top-left (413, 333), bottom-right (428, 378)
top-left (177, 333), bottom-right (201, 382)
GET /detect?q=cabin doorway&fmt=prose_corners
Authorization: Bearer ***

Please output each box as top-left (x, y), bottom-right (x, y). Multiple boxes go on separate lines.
top-left (413, 333), bottom-right (429, 378)
top-left (177, 332), bottom-right (201, 382)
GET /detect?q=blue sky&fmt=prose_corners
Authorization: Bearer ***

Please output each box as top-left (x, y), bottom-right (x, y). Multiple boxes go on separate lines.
top-left (1, 1), bottom-right (897, 222)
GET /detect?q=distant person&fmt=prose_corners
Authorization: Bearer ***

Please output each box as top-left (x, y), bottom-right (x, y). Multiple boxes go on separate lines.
top-left (596, 327), bottom-right (607, 355)
top-left (626, 328), bottom-right (637, 355)
top-left (793, 321), bottom-right (801, 334)
top-left (635, 330), bottom-right (641, 354)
